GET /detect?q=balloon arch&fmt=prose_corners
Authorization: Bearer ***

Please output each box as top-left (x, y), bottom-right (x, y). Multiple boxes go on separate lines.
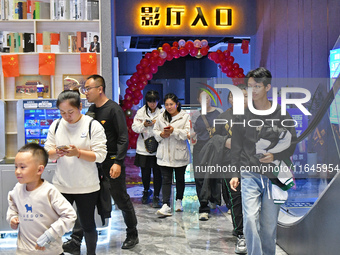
top-left (121, 39), bottom-right (246, 149)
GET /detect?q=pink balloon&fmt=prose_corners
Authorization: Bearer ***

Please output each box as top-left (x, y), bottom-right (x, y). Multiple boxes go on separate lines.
top-left (201, 39), bottom-right (208, 47)
top-left (159, 51), bottom-right (167, 59)
top-left (178, 39), bottom-right (186, 47)
top-left (193, 39), bottom-right (201, 48)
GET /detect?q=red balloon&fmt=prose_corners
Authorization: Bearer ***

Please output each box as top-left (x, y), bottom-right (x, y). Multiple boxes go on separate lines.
top-left (200, 47), bottom-right (209, 56)
top-left (134, 90), bottom-right (142, 99)
top-left (227, 70), bottom-right (234, 78)
top-left (234, 68), bottom-right (240, 75)
top-left (227, 64), bottom-right (233, 70)
top-left (150, 57), bottom-right (157, 65)
top-left (138, 94), bottom-right (143, 100)
top-left (136, 82), bottom-right (145, 90)
top-left (221, 66), bottom-right (229, 73)
top-left (227, 56), bottom-right (235, 64)
top-left (216, 49), bottom-right (222, 54)
top-left (233, 63), bottom-right (240, 69)
top-left (151, 50), bottom-right (160, 58)
top-left (220, 60), bottom-right (227, 68)
top-left (125, 101), bottom-right (132, 109)
top-left (142, 80), bottom-right (148, 86)
top-left (162, 43), bottom-right (171, 52)
top-left (140, 58), bottom-right (149, 67)
top-left (126, 79), bottom-right (132, 86)
top-left (125, 88), bottom-right (132, 95)
top-left (121, 105), bottom-right (127, 112)
top-left (239, 68), bottom-right (244, 74)
top-left (137, 69), bottom-right (144, 75)
top-left (179, 47), bottom-right (189, 57)
top-left (209, 52), bottom-right (218, 61)
top-left (145, 73), bottom-right (153, 80)
top-left (150, 64), bottom-right (158, 74)
top-left (156, 57), bottom-right (165, 66)
top-left (223, 50), bottom-right (231, 58)
top-left (126, 118), bottom-right (133, 126)
top-left (139, 74), bottom-right (147, 82)
top-left (132, 98), bottom-right (140, 105)
top-left (143, 66), bottom-right (151, 74)
top-left (144, 53), bottom-right (152, 59)
top-left (124, 93), bottom-right (132, 101)
top-left (172, 41), bottom-right (179, 48)
top-left (238, 73), bottom-right (245, 78)
top-left (185, 41), bottom-right (194, 51)
top-left (136, 64), bottom-right (143, 70)
top-left (170, 47), bottom-right (179, 56)
top-left (218, 53), bottom-right (225, 61)
top-left (130, 85), bottom-right (137, 92)
top-left (166, 53), bottom-right (174, 61)
top-left (131, 75), bottom-right (138, 84)
top-left (190, 47), bottom-right (198, 57)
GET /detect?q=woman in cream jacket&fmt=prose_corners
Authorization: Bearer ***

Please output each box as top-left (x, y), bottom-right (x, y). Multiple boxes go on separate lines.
top-left (153, 93), bottom-right (190, 216)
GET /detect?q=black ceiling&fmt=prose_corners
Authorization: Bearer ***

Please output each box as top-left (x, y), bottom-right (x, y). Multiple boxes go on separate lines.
top-left (129, 36), bottom-right (247, 50)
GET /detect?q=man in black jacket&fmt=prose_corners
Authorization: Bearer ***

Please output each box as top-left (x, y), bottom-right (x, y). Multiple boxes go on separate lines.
top-left (63, 75), bottom-right (138, 254)
top-left (230, 68), bottom-right (297, 255)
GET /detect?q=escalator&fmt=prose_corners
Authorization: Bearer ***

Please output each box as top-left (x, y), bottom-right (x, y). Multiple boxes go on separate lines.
top-left (276, 59), bottom-right (340, 254)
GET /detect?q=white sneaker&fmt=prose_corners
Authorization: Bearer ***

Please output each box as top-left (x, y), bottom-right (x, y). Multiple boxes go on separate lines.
top-left (156, 204), bottom-right (172, 216)
top-left (199, 212), bottom-right (209, 221)
top-left (175, 199), bottom-right (183, 212)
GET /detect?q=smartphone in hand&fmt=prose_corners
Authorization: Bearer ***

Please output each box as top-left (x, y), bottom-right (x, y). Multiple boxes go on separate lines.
top-left (254, 153), bottom-right (264, 159)
top-left (164, 126), bottom-right (171, 130)
top-left (57, 145), bottom-right (69, 150)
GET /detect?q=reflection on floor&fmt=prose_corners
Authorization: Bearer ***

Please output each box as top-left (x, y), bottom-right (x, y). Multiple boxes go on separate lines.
top-left (0, 185), bottom-right (288, 255)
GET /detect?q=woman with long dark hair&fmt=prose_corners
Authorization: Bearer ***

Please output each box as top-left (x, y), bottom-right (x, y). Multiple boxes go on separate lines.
top-left (132, 90), bottom-right (163, 207)
top-left (153, 93), bottom-right (190, 216)
top-left (44, 89), bottom-right (107, 255)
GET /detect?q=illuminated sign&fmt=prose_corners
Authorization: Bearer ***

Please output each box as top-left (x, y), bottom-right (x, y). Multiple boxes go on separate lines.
top-left (140, 6), bottom-right (233, 29)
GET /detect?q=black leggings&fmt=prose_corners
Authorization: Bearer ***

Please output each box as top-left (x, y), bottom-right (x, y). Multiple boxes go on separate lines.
top-left (160, 166), bottom-right (186, 206)
top-left (141, 166), bottom-right (162, 196)
top-left (63, 191), bottom-right (99, 255)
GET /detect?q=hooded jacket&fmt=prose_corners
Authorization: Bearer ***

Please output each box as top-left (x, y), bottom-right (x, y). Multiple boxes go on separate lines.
top-left (153, 110), bottom-right (190, 167)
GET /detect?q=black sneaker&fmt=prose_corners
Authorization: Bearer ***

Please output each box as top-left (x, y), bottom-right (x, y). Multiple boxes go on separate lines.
top-left (152, 196), bottom-right (162, 208)
top-left (121, 234), bottom-right (139, 249)
top-left (142, 189), bottom-right (153, 204)
top-left (62, 238), bottom-right (81, 255)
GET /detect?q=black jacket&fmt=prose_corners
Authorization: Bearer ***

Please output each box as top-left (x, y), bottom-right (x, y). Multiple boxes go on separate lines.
top-left (230, 104), bottom-right (297, 179)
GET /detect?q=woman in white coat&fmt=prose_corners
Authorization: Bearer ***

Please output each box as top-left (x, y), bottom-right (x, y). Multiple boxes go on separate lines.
top-left (132, 90), bottom-right (163, 208)
top-left (153, 93), bottom-right (190, 216)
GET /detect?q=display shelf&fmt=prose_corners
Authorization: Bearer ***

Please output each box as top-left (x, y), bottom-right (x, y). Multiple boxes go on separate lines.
top-left (0, 0), bottom-right (102, 158)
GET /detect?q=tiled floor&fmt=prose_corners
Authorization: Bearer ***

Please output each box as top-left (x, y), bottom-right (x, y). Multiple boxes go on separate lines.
top-left (0, 184), bottom-right (288, 255)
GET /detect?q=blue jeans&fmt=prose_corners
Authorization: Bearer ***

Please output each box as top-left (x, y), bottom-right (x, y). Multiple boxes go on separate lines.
top-left (241, 171), bottom-right (280, 255)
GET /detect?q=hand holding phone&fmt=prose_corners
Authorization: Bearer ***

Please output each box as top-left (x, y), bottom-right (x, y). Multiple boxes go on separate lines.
top-left (254, 153), bottom-right (264, 159)
top-left (57, 145), bottom-right (69, 151)
top-left (164, 126), bottom-right (171, 130)
top-left (146, 119), bottom-right (152, 124)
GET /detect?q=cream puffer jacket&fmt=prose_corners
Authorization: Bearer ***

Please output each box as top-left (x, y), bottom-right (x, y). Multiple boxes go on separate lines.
top-left (153, 110), bottom-right (190, 167)
top-left (132, 105), bottom-right (164, 156)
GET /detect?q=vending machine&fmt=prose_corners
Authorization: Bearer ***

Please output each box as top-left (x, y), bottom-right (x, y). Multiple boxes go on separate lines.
top-left (17, 99), bottom-right (92, 149)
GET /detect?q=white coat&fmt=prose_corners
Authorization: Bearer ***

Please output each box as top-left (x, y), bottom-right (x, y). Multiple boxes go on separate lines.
top-left (153, 110), bottom-right (190, 167)
top-left (132, 105), bottom-right (164, 156)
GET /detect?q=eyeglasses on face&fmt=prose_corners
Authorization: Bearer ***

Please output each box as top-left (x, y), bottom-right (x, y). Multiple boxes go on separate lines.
top-left (81, 85), bottom-right (101, 93)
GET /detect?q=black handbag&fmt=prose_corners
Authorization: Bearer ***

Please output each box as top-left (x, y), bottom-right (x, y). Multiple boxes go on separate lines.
top-left (141, 134), bottom-right (158, 153)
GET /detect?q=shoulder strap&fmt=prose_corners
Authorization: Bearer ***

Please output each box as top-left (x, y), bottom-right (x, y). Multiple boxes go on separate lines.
top-left (201, 115), bottom-right (214, 138)
top-left (54, 118), bottom-right (62, 134)
top-left (54, 118), bottom-right (95, 140)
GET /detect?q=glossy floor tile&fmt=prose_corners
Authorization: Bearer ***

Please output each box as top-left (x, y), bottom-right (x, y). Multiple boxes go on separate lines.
top-left (0, 185), bottom-right (288, 255)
